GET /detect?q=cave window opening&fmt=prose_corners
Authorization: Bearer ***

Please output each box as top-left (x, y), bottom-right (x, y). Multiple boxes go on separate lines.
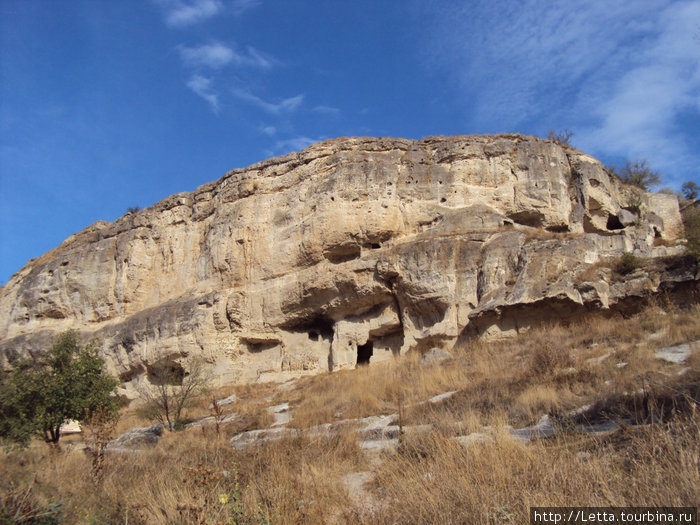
top-left (357, 341), bottom-right (373, 365)
top-left (147, 361), bottom-right (185, 386)
top-left (606, 214), bottom-right (624, 231)
top-left (296, 317), bottom-right (334, 341)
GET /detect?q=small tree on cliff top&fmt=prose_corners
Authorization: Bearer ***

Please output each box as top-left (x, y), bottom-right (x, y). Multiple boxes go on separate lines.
top-left (0, 331), bottom-right (119, 448)
top-left (546, 129), bottom-right (574, 146)
top-left (618, 159), bottom-right (662, 191)
top-left (682, 181), bottom-right (699, 200)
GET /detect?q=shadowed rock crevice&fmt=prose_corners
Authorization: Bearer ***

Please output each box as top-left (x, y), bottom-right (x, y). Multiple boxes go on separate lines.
top-left (146, 359), bottom-right (185, 385)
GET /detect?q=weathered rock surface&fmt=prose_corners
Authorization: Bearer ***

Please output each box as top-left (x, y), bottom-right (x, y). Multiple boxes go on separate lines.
top-left (655, 341), bottom-right (697, 364)
top-left (106, 423), bottom-right (164, 452)
top-left (421, 348), bottom-right (453, 366)
top-left (0, 135), bottom-right (695, 394)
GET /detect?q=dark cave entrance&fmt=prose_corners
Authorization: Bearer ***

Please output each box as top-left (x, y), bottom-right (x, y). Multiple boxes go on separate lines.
top-left (606, 214), bottom-right (624, 230)
top-left (357, 341), bottom-right (373, 365)
top-left (147, 360), bottom-right (185, 385)
top-left (301, 316), bottom-right (335, 342)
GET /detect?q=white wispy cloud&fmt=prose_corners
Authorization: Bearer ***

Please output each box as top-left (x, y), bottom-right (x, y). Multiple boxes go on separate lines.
top-left (232, 89), bottom-right (304, 114)
top-left (179, 43), bottom-right (234, 69)
top-left (231, 0), bottom-right (261, 16)
top-left (186, 74), bottom-right (219, 111)
top-left (156, 0), bottom-right (224, 27)
top-left (260, 125), bottom-right (277, 136)
top-left (267, 136), bottom-right (319, 156)
top-left (313, 105), bottom-right (341, 117)
top-left (179, 43), bottom-right (275, 70)
top-left (578, 1), bottom-right (700, 185)
top-left (236, 46), bottom-right (276, 69)
top-left (419, 0), bottom-right (700, 185)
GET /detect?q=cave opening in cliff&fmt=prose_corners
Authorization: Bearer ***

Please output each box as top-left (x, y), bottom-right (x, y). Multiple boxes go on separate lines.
top-left (147, 360), bottom-right (185, 385)
top-left (304, 317), bottom-right (334, 341)
top-left (606, 214), bottom-right (624, 230)
top-left (357, 341), bottom-right (373, 365)
top-left (508, 210), bottom-right (543, 228)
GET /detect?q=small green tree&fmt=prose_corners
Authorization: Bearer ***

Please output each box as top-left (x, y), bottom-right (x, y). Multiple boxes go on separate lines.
top-left (618, 159), bottom-right (662, 190)
top-left (0, 331), bottom-right (119, 448)
top-left (681, 181), bottom-right (699, 200)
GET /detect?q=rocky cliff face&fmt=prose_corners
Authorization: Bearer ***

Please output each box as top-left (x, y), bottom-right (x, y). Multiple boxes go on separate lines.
top-left (0, 135), bottom-right (694, 395)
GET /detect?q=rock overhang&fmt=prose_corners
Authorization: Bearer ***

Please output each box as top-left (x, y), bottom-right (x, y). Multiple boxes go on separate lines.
top-left (0, 134), bottom-right (694, 394)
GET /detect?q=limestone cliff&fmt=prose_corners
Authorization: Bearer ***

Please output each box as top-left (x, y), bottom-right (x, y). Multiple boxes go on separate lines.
top-left (0, 135), bottom-right (695, 395)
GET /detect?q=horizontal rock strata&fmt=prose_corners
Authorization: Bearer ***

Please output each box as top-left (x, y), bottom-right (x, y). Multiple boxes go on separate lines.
top-left (0, 135), bottom-right (695, 395)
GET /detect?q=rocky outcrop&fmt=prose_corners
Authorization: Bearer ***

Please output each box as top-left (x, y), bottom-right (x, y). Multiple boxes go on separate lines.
top-left (105, 423), bottom-right (163, 452)
top-left (0, 135), bottom-right (695, 395)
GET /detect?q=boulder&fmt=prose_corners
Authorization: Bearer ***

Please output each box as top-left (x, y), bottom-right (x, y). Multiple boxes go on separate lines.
top-left (655, 342), bottom-right (696, 364)
top-left (421, 348), bottom-right (453, 366)
top-left (617, 209), bottom-right (637, 227)
top-left (106, 423), bottom-right (164, 451)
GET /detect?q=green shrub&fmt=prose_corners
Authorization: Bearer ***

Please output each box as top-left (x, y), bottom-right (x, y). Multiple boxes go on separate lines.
top-left (0, 331), bottom-right (119, 448)
top-left (618, 159), bottom-right (661, 190)
top-left (682, 181), bottom-right (699, 200)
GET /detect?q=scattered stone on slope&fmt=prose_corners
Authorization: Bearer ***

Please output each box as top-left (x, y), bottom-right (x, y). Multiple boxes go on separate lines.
top-left (184, 412), bottom-right (238, 430)
top-left (454, 432), bottom-right (494, 447)
top-left (210, 393), bottom-right (237, 409)
top-left (421, 348), bottom-right (453, 366)
top-left (268, 402), bottom-right (292, 427)
top-left (585, 352), bottom-right (611, 366)
top-left (224, 378), bottom-right (698, 452)
top-left (655, 341), bottom-right (697, 363)
top-left (508, 415), bottom-right (557, 444)
top-left (230, 427), bottom-right (291, 450)
top-left (359, 438), bottom-right (399, 452)
top-left (106, 423), bottom-right (164, 452)
top-left (229, 412), bottom-right (405, 450)
top-left (421, 390), bottom-right (458, 405)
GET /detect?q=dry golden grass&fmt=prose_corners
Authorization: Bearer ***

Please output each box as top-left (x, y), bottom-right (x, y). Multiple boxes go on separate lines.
top-left (354, 416), bottom-right (699, 524)
top-left (1, 303), bottom-right (698, 524)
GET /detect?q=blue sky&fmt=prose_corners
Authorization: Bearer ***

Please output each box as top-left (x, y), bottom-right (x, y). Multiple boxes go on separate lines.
top-left (1, 0), bottom-right (699, 285)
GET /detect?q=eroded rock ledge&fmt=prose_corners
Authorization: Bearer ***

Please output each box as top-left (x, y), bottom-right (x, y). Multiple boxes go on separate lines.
top-left (0, 135), bottom-right (695, 395)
